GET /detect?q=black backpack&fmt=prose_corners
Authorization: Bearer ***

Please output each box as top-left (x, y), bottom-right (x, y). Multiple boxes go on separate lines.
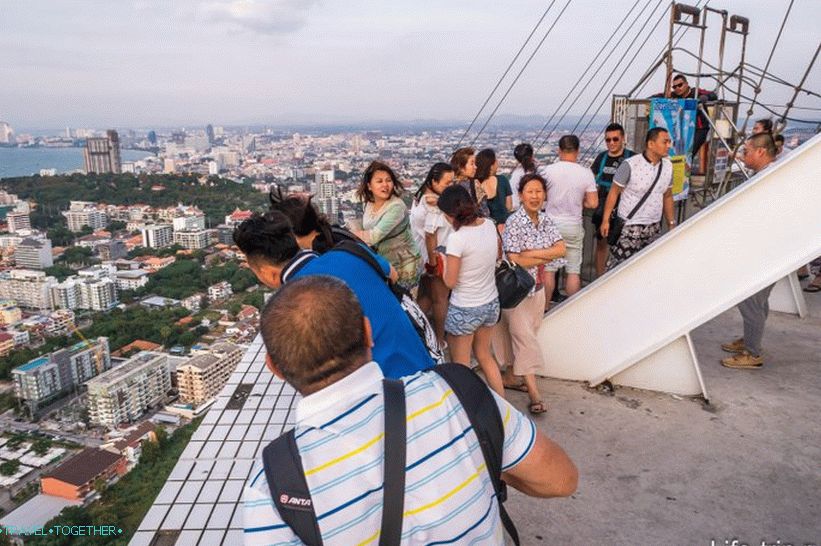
top-left (261, 363), bottom-right (520, 545)
top-left (331, 240), bottom-right (444, 365)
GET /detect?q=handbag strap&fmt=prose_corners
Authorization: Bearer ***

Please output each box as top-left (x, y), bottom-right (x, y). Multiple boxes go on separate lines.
top-left (380, 378), bottom-right (407, 545)
top-left (625, 159), bottom-right (664, 220)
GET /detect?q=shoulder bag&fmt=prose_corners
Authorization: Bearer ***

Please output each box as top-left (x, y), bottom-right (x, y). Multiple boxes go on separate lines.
top-left (607, 159), bottom-right (664, 246)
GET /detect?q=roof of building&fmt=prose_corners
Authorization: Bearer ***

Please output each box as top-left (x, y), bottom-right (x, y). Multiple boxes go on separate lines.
top-left (0, 332), bottom-right (13, 342)
top-left (115, 269), bottom-right (148, 279)
top-left (180, 353), bottom-right (219, 371)
top-left (86, 351), bottom-right (166, 387)
top-left (111, 339), bottom-right (161, 357)
top-left (140, 295), bottom-right (181, 307)
top-left (0, 494), bottom-right (82, 529)
top-left (106, 421), bottom-right (156, 452)
top-left (43, 447), bottom-right (123, 486)
top-left (16, 356), bottom-right (50, 372)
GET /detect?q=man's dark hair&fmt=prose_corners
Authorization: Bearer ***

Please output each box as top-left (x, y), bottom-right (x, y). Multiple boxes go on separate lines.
top-left (755, 118), bottom-right (774, 134)
top-left (261, 275), bottom-right (368, 393)
top-left (605, 122), bottom-right (625, 135)
top-left (746, 133), bottom-right (777, 158)
top-left (774, 134), bottom-right (784, 144)
top-left (233, 210), bottom-right (299, 266)
top-left (558, 135), bottom-right (580, 153)
top-left (646, 127), bottom-right (669, 145)
top-left (673, 73), bottom-right (687, 83)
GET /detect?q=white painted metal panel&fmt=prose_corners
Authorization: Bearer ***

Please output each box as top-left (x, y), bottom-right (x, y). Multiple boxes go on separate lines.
top-left (536, 133), bottom-right (821, 393)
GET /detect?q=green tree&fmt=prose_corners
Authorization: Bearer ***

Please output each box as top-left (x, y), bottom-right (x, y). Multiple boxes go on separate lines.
top-left (61, 246), bottom-right (93, 265)
top-left (107, 220), bottom-right (127, 232)
top-left (0, 460), bottom-right (20, 476)
top-left (47, 225), bottom-right (76, 246)
top-left (31, 437), bottom-right (52, 456)
top-left (45, 263), bottom-right (75, 281)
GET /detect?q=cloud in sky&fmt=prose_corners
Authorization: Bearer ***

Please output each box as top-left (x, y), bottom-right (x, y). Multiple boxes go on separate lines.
top-left (198, 0), bottom-right (319, 35)
top-left (0, 0), bottom-right (817, 128)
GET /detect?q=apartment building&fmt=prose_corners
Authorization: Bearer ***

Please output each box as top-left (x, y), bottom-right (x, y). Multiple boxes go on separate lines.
top-left (86, 352), bottom-right (171, 428)
top-left (176, 342), bottom-right (242, 407)
top-left (12, 337), bottom-right (111, 417)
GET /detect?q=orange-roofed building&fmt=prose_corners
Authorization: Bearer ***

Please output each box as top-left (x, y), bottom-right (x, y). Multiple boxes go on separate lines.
top-left (111, 339), bottom-right (161, 357)
top-left (41, 448), bottom-right (127, 501)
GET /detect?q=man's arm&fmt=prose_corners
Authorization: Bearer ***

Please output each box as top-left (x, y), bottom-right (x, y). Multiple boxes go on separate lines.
top-left (583, 190), bottom-right (598, 209)
top-left (503, 430), bottom-right (578, 498)
top-left (599, 185), bottom-right (622, 238)
top-left (662, 188), bottom-right (675, 228)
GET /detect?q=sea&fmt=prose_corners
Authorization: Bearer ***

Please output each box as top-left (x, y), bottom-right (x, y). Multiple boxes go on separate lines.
top-left (0, 147), bottom-right (154, 179)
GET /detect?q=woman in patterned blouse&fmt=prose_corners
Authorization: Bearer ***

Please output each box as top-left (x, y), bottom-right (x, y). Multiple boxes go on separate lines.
top-left (496, 173), bottom-right (566, 414)
top-left (354, 161), bottom-right (422, 290)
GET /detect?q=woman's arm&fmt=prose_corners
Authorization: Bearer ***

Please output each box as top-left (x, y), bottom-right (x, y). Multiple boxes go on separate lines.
top-left (357, 201), bottom-right (405, 245)
top-left (518, 241), bottom-right (567, 261)
top-left (443, 254), bottom-right (462, 289)
top-left (425, 232), bottom-right (438, 267)
top-left (505, 195), bottom-right (513, 212)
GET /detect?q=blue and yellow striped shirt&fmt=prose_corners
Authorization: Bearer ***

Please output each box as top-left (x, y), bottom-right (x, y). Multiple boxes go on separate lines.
top-left (243, 361), bottom-right (536, 545)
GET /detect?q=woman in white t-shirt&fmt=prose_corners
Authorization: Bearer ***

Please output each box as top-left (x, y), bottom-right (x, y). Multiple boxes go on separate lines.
top-left (410, 162), bottom-right (455, 346)
top-left (438, 185), bottom-right (504, 397)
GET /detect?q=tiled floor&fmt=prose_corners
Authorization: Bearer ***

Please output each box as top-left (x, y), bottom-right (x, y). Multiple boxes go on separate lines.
top-left (130, 336), bottom-right (297, 546)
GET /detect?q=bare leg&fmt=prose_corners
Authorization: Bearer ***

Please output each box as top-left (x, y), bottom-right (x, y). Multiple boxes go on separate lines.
top-left (430, 276), bottom-right (450, 345)
top-left (416, 274), bottom-right (433, 315)
top-left (447, 333), bottom-right (474, 367)
top-left (543, 271), bottom-right (556, 312)
top-left (595, 237), bottom-right (609, 278)
top-left (522, 373), bottom-right (542, 405)
top-left (565, 273), bottom-right (581, 296)
top-left (472, 325), bottom-right (504, 397)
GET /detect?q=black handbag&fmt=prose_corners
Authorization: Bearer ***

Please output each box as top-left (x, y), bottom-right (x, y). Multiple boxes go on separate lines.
top-left (494, 229), bottom-right (535, 309)
top-left (607, 160), bottom-right (664, 246)
top-left (495, 258), bottom-right (535, 309)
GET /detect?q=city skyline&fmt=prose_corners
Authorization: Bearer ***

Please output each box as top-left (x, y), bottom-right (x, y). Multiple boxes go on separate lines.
top-left (2, 0), bottom-right (819, 129)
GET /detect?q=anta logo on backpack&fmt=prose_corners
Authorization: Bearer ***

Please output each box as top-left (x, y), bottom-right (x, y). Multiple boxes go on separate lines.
top-left (278, 493), bottom-right (313, 511)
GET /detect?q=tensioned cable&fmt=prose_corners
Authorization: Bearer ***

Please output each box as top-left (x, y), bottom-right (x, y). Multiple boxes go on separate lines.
top-left (455, 1), bottom-right (558, 149)
top-left (575, 1), bottom-right (697, 162)
top-left (743, 62), bottom-right (821, 99)
top-left (740, 0), bottom-right (795, 132)
top-left (529, 0), bottom-right (645, 146)
top-left (468, 0), bottom-right (574, 146)
top-left (560, 0), bottom-right (668, 147)
top-left (534, 0), bottom-right (659, 151)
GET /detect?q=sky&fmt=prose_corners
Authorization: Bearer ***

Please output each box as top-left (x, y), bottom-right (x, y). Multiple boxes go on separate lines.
top-left (1, 0), bottom-right (818, 130)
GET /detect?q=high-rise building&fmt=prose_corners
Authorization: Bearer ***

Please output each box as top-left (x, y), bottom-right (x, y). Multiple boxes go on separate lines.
top-left (0, 270), bottom-right (57, 310)
top-left (0, 300), bottom-right (22, 326)
top-left (141, 224), bottom-right (173, 248)
top-left (12, 337), bottom-right (111, 417)
top-left (83, 130), bottom-right (121, 174)
top-left (147, 130), bottom-right (157, 145)
top-left (86, 351), bottom-right (171, 428)
top-left (173, 229), bottom-right (209, 250)
top-left (206, 124), bottom-right (215, 144)
top-left (314, 170), bottom-right (340, 221)
top-left (14, 238), bottom-right (54, 270)
top-left (172, 215), bottom-right (206, 232)
top-left (0, 121), bottom-right (14, 144)
top-left (176, 343), bottom-right (242, 407)
top-left (6, 211), bottom-right (31, 233)
top-left (62, 201), bottom-right (108, 232)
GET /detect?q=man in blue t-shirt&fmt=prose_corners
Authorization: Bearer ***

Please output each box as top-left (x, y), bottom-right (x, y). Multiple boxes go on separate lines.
top-left (233, 210), bottom-right (432, 378)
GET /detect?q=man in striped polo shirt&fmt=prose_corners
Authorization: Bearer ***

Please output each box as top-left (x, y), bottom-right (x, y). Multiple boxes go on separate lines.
top-left (243, 276), bottom-right (578, 545)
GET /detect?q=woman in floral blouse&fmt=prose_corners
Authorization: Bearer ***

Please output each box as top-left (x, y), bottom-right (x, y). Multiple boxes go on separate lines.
top-left (496, 173), bottom-right (566, 414)
top-left (354, 161), bottom-right (422, 290)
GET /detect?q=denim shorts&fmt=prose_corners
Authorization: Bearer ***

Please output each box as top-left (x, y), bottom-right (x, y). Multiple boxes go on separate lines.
top-left (445, 298), bottom-right (500, 336)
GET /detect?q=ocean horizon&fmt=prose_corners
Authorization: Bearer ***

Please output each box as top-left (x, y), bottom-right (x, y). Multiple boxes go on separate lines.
top-left (0, 147), bottom-right (154, 179)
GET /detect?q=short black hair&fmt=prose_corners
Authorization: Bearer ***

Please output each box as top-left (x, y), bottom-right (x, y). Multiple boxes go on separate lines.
top-left (261, 276), bottom-right (368, 393)
top-left (232, 210), bottom-right (299, 266)
top-left (605, 122), bottom-right (625, 135)
top-left (673, 73), bottom-right (687, 83)
top-left (646, 127), bottom-right (669, 145)
top-left (746, 133), bottom-right (777, 158)
top-left (558, 135), bottom-right (580, 152)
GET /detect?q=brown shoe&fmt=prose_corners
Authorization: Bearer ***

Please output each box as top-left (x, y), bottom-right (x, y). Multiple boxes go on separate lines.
top-left (721, 338), bottom-right (746, 353)
top-left (721, 351), bottom-right (763, 369)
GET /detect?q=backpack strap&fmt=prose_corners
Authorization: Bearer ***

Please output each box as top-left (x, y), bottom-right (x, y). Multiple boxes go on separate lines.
top-left (332, 240), bottom-right (390, 282)
top-left (262, 430), bottom-right (323, 546)
top-left (433, 364), bottom-right (520, 546)
top-left (379, 379), bottom-right (407, 545)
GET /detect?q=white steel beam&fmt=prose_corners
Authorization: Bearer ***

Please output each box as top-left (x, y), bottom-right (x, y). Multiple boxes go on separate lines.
top-left (536, 133), bottom-right (821, 397)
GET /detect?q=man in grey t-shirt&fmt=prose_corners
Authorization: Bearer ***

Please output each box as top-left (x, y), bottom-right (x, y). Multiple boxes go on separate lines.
top-left (599, 128), bottom-right (676, 270)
